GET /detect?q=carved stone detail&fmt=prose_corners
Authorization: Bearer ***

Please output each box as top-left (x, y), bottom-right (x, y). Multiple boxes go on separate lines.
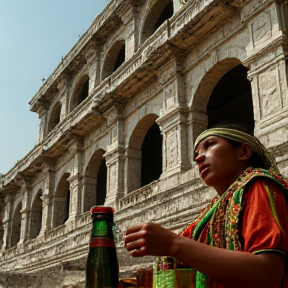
top-left (251, 10), bottom-right (272, 46)
top-left (165, 128), bottom-right (178, 168)
top-left (258, 65), bottom-right (282, 117)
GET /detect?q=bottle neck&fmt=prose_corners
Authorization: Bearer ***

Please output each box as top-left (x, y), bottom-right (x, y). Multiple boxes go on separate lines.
top-left (90, 214), bottom-right (115, 248)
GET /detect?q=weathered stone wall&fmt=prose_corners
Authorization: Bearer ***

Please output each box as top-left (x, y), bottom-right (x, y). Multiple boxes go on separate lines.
top-left (1, 0), bottom-right (288, 287)
top-left (0, 258), bottom-right (86, 288)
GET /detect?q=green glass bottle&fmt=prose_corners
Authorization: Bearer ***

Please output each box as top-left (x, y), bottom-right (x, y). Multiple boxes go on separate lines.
top-left (85, 206), bottom-right (119, 288)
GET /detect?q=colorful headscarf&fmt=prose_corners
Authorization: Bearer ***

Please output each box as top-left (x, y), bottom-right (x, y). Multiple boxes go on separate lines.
top-left (194, 128), bottom-right (279, 173)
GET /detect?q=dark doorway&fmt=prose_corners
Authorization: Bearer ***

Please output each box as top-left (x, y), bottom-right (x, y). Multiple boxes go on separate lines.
top-left (96, 159), bottom-right (107, 205)
top-left (141, 123), bottom-right (162, 186)
top-left (64, 188), bottom-right (70, 223)
top-left (48, 102), bottom-right (61, 132)
top-left (207, 64), bottom-right (254, 132)
top-left (154, 1), bottom-right (174, 32)
top-left (78, 79), bottom-right (89, 105)
top-left (54, 173), bottom-right (70, 227)
top-left (114, 45), bottom-right (125, 72)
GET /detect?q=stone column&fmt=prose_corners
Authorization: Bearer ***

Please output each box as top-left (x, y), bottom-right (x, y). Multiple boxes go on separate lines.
top-left (276, 0), bottom-right (288, 37)
top-left (105, 147), bottom-right (125, 207)
top-left (85, 41), bottom-right (101, 91)
top-left (1, 194), bottom-right (13, 250)
top-left (125, 147), bottom-right (142, 193)
top-left (103, 105), bottom-right (125, 207)
top-left (19, 190), bottom-right (31, 244)
top-left (67, 174), bottom-right (81, 218)
top-left (57, 74), bottom-right (71, 120)
top-left (186, 110), bottom-right (208, 161)
top-left (157, 109), bottom-right (192, 176)
top-left (129, 1), bottom-right (141, 54)
top-left (156, 62), bottom-right (192, 175)
top-left (41, 161), bottom-right (56, 232)
top-left (66, 138), bottom-right (84, 218)
top-left (37, 104), bottom-right (48, 145)
top-left (244, 2), bottom-right (288, 147)
top-left (82, 176), bottom-right (97, 213)
top-left (39, 194), bottom-right (51, 236)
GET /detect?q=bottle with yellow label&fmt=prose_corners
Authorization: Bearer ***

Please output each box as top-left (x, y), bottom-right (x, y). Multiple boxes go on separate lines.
top-left (85, 206), bottom-right (119, 288)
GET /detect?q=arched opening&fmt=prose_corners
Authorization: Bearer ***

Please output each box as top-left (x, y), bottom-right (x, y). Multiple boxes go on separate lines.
top-left (127, 114), bottom-right (162, 192)
top-left (48, 102), bottom-right (61, 133)
top-left (53, 173), bottom-right (70, 228)
top-left (207, 64), bottom-right (254, 131)
top-left (83, 149), bottom-right (107, 212)
top-left (96, 159), bottom-right (107, 205)
top-left (11, 202), bottom-right (22, 247)
top-left (191, 59), bottom-right (253, 145)
top-left (141, 123), bottom-right (162, 186)
top-left (29, 189), bottom-right (42, 239)
top-left (141, 0), bottom-right (174, 45)
top-left (102, 40), bottom-right (126, 80)
top-left (114, 45), bottom-right (126, 72)
top-left (70, 76), bottom-right (89, 111)
top-left (154, 1), bottom-right (174, 31)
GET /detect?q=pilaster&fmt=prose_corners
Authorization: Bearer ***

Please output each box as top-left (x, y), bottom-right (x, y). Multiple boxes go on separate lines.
top-left (41, 160), bottom-right (56, 232)
top-left (36, 104), bottom-right (48, 145)
top-left (1, 194), bottom-right (13, 250)
top-left (125, 147), bottom-right (142, 194)
top-left (57, 74), bottom-right (71, 121)
top-left (19, 190), bottom-right (31, 244)
top-left (66, 138), bottom-right (84, 218)
top-left (157, 108), bottom-right (191, 176)
top-left (186, 110), bottom-right (208, 161)
top-left (157, 61), bottom-right (192, 175)
top-left (130, 1), bottom-right (142, 53)
top-left (67, 174), bottom-right (82, 218)
top-left (244, 1), bottom-right (288, 148)
top-left (85, 41), bottom-right (102, 89)
top-left (103, 106), bottom-right (125, 207)
top-left (39, 194), bottom-right (51, 236)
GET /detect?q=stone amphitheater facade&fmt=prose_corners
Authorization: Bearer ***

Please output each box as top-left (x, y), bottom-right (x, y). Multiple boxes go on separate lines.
top-left (1, 0), bottom-right (288, 287)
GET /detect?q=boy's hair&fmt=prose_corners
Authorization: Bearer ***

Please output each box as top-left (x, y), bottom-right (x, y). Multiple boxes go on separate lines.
top-left (209, 119), bottom-right (254, 136)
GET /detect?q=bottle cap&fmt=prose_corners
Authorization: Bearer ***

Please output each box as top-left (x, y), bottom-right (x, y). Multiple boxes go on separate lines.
top-left (90, 206), bottom-right (114, 215)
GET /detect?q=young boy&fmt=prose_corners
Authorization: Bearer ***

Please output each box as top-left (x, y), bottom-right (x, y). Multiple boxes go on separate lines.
top-left (124, 125), bottom-right (288, 288)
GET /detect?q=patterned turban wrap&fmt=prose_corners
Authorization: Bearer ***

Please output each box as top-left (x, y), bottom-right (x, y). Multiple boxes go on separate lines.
top-left (194, 128), bottom-right (279, 173)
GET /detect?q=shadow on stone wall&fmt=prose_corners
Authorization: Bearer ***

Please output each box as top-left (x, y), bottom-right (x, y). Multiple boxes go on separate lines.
top-left (0, 259), bottom-right (86, 288)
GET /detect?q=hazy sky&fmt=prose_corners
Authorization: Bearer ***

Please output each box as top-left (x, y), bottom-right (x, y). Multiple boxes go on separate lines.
top-left (0, 0), bottom-right (108, 174)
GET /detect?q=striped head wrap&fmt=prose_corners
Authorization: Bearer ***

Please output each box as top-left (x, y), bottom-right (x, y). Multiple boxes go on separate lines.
top-left (194, 128), bottom-right (279, 173)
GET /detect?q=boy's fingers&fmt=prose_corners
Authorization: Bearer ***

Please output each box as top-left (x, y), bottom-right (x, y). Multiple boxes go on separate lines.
top-left (125, 223), bottom-right (145, 235)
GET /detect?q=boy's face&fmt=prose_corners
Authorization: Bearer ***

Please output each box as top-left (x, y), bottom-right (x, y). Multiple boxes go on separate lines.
top-left (194, 136), bottom-right (245, 194)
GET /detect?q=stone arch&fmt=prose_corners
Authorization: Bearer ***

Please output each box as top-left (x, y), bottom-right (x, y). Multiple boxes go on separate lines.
top-left (83, 149), bottom-right (107, 212)
top-left (191, 58), bottom-right (241, 137)
top-left (47, 101), bottom-right (61, 133)
top-left (140, 0), bottom-right (174, 45)
top-left (53, 173), bottom-right (70, 228)
top-left (29, 189), bottom-right (42, 239)
top-left (69, 75), bottom-right (89, 112)
top-left (207, 64), bottom-right (254, 130)
top-left (127, 114), bottom-right (162, 192)
top-left (102, 40), bottom-right (126, 80)
top-left (11, 202), bottom-right (22, 247)
top-left (191, 58), bottom-right (254, 143)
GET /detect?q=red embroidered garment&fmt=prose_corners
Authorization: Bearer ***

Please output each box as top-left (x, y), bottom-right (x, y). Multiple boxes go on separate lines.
top-left (182, 176), bottom-right (288, 288)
